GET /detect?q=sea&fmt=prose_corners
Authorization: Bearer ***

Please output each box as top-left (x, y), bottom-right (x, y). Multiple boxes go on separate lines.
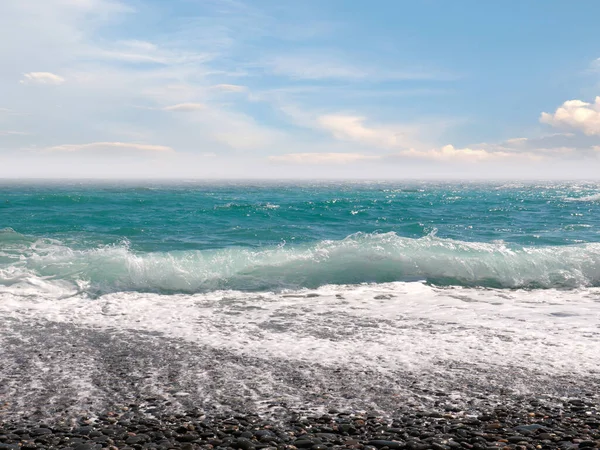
top-left (1, 180), bottom-right (600, 418)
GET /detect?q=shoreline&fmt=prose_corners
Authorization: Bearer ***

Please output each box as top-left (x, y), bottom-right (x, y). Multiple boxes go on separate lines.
top-left (1, 318), bottom-right (598, 423)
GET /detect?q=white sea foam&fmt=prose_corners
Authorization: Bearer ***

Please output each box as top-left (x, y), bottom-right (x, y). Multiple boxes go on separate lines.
top-left (1, 229), bottom-right (599, 389)
top-left (1, 282), bottom-right (599, 381)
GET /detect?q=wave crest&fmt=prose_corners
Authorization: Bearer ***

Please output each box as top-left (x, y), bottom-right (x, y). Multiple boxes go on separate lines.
top-left (565, 193), bottom-right (600, 202)
top-left (2, 232), bottom-right (600, 297)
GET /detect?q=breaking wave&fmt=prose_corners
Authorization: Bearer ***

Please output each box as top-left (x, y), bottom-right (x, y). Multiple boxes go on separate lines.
top-left (2, 228), bottom-right (600, 298)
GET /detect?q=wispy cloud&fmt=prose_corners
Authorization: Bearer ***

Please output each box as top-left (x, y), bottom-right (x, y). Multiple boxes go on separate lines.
top-left (212, 84), bottom-right (247, 92)
top-left (473, 132), bottom-right (600, 159)
top-left (317, 114), bottom-right (417, 149)
top-left (20, 72), bottom-right (66, 85)
top-left (0, 108), bottom-right (27, 117)
top-left (0, 131), bottom-right (29, 136)
top-left (96, 40), bottom-right (212, 65)
top-left (397, 145), bottom-right (542, 162)
top-left (269, 152), bottom-right (380, 164)
top-left (7, 0), bottom-right (592, 178)
top-left (273, 102), bottom-right (453, 153)
top-left (163, 103), bottom-right (205, 112)
top-left (269, 144), bottom-right (544, 165)
top-left (58, 0), bottom-right (134, 15)
top-left (203, 109), bottom-right (282, 150)
top-left (260, 53), bottom-right (452, 81)
top-left (46, 142), bottom-right (174, 153)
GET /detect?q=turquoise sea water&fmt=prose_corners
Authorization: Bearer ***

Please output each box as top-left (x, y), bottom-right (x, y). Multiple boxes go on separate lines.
top-left (2, 180), bottom-right (600, 295)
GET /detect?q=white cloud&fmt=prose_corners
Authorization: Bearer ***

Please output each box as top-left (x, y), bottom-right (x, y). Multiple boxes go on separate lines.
top-left (317, 114), bottom-right (417, 149)
top-left (478, 133), bottom-right (598, 157)
top-left (459, 128), bottom-right (600, 162)
top-left (269, 145), bottom-right (544, 165)
top-left (212, 84), bottom-right (247, 92)
top-left (397, 145), bottom-right (536, 162)
top-left (163, 103), bottom-right (205, 112)
top-left (540, 97), bottom-right (600, 136)
top-left (269, 152), bottom-right (380, 164)
top-left (504, 137), bottom-right (529, 146)
top-left (276, 104), bottom-right (451, 151)
top-left (46, 142), bottom-right (174, 153)
top-left (20, 72), bottom-right (66, 85)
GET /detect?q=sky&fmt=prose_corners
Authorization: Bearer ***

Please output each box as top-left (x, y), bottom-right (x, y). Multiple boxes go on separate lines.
top-left (1, 0), bottom-right (600, 179)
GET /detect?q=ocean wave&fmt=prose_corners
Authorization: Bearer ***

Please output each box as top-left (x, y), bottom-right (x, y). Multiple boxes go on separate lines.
top-left (2, 230), bottom-right (600, 297)
top-left (564, 193), bottom-right (600, 202)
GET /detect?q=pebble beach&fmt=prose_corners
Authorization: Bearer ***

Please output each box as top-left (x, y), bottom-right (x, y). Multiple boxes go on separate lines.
top-left (1, 316), bottom-right (599, 450)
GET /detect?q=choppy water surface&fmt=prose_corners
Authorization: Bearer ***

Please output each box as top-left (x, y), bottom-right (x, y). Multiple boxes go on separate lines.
top-left (2, 180), bottom-right (600, 294)
top-left (1, 181), bottom-right (600, 419)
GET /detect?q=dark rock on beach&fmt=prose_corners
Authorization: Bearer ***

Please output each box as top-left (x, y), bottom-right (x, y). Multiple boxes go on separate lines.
top-left (0, 396), bottom-right (599, 450)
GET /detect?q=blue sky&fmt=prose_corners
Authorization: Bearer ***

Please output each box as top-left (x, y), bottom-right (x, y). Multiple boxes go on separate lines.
top-left (1, 0), bottom-right (600, 178)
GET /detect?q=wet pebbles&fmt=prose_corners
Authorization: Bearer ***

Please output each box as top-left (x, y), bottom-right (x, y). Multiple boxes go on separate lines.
top-left (2, 320), bottom-right (599, 449)
top-left (1, 397), bottom-right (598, 450)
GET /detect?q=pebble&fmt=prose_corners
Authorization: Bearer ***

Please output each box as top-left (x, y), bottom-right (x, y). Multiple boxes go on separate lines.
top-left (0, 395), bottom-right (598, 450)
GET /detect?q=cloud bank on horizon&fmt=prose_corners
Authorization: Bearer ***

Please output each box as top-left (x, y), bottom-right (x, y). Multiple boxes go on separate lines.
top-left (1, 0), bottom-right (600, 179)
